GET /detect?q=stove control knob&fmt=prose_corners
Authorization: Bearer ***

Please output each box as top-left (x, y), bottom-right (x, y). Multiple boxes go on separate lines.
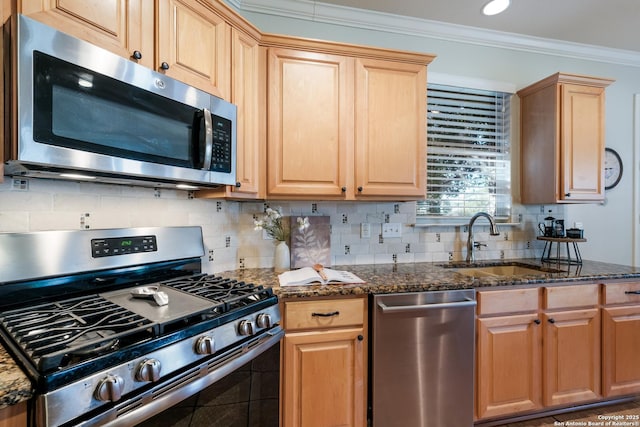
top-left (238, 320), bottom-right (255, 336)
top-left (195, 336), bottom-right (216, 355)
top-left (256, 313), bottom-right (272, 329)
top-left (136, 358), bottom-right (162, 382)
top-left (94, 374), bottom-right (125, 402)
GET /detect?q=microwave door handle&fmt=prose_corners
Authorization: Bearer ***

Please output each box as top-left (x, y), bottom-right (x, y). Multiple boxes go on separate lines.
top-left (202, 108), bottom-right (213, 171)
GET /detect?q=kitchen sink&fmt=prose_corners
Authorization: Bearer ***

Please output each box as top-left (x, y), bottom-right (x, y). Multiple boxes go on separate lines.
top-left (443, 262), bottom-right (561, 278)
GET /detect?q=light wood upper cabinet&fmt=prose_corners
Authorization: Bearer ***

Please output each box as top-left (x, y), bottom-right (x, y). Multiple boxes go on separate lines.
top-left (264, 35), bottom-right (434, 200)
top-left (21, 0), bottom-right (232, 99)
top-left (19, 0), bottom-right (154, 68)
top-left (354, 58), bottom-right (426, 198)
top-left (267, 47), bottom-right (353, 199)
top-left (518, 73), bottom-right (614, 204)
top-left (197, 26), bottom-right (266, 199)
top-left (157, 0), bottom-right (231, 99)
top-left (281, 296), bottom-right (367, 427)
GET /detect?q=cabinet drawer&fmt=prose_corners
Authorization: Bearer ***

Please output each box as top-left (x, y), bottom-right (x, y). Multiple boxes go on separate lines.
top-left (283, 297), bottom-right (365, 331)
top-left (477, 288), bottom-right (539, 316)
top-left (544, 284), bottom-right (599, 310)
top-left (603, 282), bottom-right (640, 305)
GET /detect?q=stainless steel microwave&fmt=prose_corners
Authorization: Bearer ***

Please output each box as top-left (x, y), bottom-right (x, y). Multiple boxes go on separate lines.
top-left (4, 15), bottom-right (237, 189)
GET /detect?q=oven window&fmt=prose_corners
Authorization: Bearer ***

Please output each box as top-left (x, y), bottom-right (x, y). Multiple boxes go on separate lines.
top-left (135, 345), bottom-right (280, 427)
top-left (32, 51), bottom-right (203, 168)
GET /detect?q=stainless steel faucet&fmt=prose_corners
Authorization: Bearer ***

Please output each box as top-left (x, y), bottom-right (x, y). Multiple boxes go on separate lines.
top-left (466, 212), bottom-right (500, 262)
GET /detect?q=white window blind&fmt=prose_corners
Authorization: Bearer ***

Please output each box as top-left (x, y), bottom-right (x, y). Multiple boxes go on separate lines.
top-left (417, 84), bottom-right (512, 220)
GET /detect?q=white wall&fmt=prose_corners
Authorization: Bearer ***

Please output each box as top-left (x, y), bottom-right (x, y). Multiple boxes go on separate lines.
top-left (236, 1), bottom-right (640, 266)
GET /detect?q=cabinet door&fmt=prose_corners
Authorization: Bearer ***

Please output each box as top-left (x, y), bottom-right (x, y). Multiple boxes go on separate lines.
top-left (20, 0), bottom-right (154, 68)
top-left (354, 58), bottom-right (426, 198)
top-left (282, 328), bottom-right (365, 427)
top-left (602, 305), bottom-right (640, 397)
top-left (476, 314), bottom-right (542, 419)
top-left (560, 83), bottom-right (605, 201)
top-left (267, 48), bottom-right (353, 198)
top-left (157, 0), bottom-right (230, 99)
top-left (228, 29), bottom-right (264, 197)
top-left (0, 401), bottom-right (26, 427)
top-left (542, 309), bottom-right (600, 406)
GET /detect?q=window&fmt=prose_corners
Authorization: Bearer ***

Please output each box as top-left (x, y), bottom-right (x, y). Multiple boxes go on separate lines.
top-left (417, 83), bottom-right (512, 221)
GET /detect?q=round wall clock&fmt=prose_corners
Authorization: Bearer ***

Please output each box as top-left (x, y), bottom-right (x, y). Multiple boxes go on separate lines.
top-left (604, 147), bottom-right (623, 190)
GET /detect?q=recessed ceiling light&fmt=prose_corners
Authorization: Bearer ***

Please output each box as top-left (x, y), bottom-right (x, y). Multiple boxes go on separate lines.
top-left (482, 0), bottom-right (510, 16)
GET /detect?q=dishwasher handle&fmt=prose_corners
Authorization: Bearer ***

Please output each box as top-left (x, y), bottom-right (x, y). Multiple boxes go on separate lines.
top-left (377, 298), bottom-right (476, 313)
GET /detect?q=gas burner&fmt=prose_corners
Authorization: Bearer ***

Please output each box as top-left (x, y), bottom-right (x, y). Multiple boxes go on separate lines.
top-left (0, 295), bottom-right (155, 371)
top-left (67, 330), bottom-right (119, 356)
top-left (163, 274), bottom-right (274, 314)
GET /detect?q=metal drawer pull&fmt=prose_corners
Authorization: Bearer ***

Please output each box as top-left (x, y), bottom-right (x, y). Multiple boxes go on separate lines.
top-left (625, 290), bottom-right (640, 295)
top-left (312, 311), bottom-right (340, 317)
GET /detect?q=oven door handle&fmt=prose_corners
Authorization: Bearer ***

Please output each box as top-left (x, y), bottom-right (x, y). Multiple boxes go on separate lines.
top-left (201, 108), bottom-right (214, 171)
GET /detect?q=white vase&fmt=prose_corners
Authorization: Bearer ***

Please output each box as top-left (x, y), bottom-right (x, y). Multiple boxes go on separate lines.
top-left (274, 240), bottom-right (290, 273)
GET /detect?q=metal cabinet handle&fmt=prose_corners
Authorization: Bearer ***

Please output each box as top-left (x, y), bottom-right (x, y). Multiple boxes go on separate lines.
top-left (534, 319), bottom-right (541, 325)
top-left (341, 186), bottom-right (347, 192)
top-left (625, 290), bottom-right (640, 295)
top-left (357, 335), bottom-right (364, 341)
top-left (160, 61), bottom-right (170, 70)
top-left (377, 299), bottom-right (476, 313)
top-left (311, 311), bottom-right (340, 317)
top-left (132, 50), bottom-right (142, 60)
top-left (548, 318), bottom-right (556, 324)
top-left (357, 186), bottom-right (363, 192)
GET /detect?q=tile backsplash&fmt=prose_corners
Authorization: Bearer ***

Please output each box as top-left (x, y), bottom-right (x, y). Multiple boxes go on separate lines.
top-left (0, 178), bottom-right (563, 273)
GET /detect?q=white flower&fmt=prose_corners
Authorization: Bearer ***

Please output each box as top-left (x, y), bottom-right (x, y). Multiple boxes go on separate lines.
top-left (253, 207), bottom-right (288, 241)
top-left (297, 216), bottom-right (310, 231)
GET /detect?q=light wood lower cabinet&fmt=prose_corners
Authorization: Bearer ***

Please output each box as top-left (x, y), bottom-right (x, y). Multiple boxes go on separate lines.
top-left (476, 284), bottom-right (601, 421)
top-left (0, 401), bottom-right (26, 427)
top-left (476, 311), bottom-right (542, 419)
top-left (602, 282), bottom-right (640, 397)
top-left (476, 288), bottom-right (542, 419)
top-left (281, 296), bottom-right (367, 427)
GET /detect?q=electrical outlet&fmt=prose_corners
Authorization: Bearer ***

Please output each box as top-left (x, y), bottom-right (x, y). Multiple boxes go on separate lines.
top-left (382, 223), bottom-right (402, 238)
top-left (361, 223), bottom-right (371, 238)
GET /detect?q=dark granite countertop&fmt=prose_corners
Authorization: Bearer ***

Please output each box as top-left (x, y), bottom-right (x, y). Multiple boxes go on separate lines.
top-left (219, 258), bottom-right (640, 299)
top-left (2, 258), bottom-right (639, 410)
top-left (0, 342), bottom-right (33, 409)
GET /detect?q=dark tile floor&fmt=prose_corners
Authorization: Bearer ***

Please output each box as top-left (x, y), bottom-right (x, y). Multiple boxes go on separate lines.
top-left (501, 398), bottom-right (640, 426)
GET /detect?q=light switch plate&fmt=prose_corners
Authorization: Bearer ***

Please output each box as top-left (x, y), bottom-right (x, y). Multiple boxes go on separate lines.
top-left (382, 223), bottom-right (402, 238)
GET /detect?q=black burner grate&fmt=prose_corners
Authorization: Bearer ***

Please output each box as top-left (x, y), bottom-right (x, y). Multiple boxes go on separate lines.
top-left (163, 275), bottom-right (274, 316)
top-left (0, 295), bottom-right (155, 371)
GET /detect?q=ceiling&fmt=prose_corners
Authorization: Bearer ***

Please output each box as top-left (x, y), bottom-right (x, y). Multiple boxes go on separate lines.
top-left (314, 0), bottom-right (640, 53)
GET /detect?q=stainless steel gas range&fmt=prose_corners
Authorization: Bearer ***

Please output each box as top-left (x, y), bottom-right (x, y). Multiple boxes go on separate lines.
top-left (0, 226), bottom-right (283, 427)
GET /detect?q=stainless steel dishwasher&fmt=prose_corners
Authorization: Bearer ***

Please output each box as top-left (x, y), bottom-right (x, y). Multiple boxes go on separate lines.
top-left (371, 289), bottom-right (476, 427)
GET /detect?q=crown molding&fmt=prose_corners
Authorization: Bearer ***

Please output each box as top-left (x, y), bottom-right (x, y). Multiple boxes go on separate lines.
top-left (229, 0), bottom-right (640, 68)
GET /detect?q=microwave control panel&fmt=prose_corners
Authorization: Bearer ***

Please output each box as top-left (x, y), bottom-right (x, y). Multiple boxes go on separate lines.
top-left (211, 116), bottom-right (232, 173)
